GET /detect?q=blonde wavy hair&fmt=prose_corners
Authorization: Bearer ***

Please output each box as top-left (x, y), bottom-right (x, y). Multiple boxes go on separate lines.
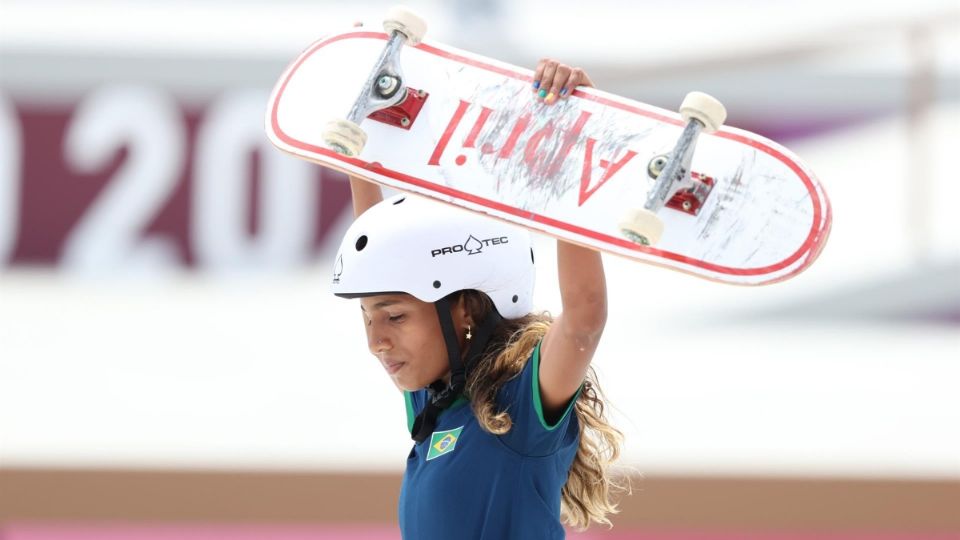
top-left (455, 290), bottom-right (627, 530)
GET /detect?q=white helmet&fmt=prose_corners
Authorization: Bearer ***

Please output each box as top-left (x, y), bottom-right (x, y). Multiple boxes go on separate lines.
top-left (331, 194), bottom-right (535, 319)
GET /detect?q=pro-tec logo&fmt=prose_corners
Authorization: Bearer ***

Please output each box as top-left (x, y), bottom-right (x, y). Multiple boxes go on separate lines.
top-left (431, 235), bottom-right (509, 258)
top-left (332, 254), bottom-right (343, 284)
top-left (426, 426), bottom-right (464, 461)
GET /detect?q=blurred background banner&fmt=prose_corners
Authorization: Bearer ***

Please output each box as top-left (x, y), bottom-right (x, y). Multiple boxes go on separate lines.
top-left (1, 0), bottom-right (958, 538)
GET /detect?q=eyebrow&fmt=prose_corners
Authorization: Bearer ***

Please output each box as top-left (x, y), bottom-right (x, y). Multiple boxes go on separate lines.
top-left (360, 300), bottom-right (403, 312)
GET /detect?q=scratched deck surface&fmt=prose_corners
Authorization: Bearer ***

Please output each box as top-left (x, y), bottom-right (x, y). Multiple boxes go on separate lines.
top-left (267, 30), bottom-right (831, 285)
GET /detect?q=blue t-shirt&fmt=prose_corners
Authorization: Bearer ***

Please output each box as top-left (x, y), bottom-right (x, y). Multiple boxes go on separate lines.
top-left (399, 342), bottom-right (581, 539)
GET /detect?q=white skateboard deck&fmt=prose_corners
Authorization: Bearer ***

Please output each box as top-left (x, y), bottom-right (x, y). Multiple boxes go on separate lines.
top-left (267, 30), bottom-right (832, 285)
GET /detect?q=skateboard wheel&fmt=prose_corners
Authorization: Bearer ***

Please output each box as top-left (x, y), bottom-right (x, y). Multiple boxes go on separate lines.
top-left (680, 91), bottom-right (727, 133)
top-left (383, 6), bottom-right (427, 46)
top-left (619, 208), bottom-right (664, 246)
top-left (323, 119), bottom-right (367, 157)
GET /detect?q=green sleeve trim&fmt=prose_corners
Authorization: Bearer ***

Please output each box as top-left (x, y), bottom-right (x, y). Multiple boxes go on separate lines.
top-left (404, 391), bottom-right (415, 433)
top-left (531, 340), bottom-right (583, 431)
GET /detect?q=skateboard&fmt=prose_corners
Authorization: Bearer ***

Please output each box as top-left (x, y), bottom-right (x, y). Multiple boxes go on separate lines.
top-left (266, 7), bottom-right (831, 285)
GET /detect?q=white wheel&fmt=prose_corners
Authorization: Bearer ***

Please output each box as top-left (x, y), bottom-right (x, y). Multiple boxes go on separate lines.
top-left (383, 6), bottom-right (427, 45)
top-left (322, 119), bottom-right (367, 157)
top-left (680, 91), bottom-right (727, 133)
top-left (619, 208), bottom-right (664, 246)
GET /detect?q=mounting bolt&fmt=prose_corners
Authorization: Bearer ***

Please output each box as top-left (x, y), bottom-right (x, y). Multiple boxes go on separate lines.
top-left (648, 155), bottom-right (669, 178)
top-left (376, 75), bottom-right (400, 98)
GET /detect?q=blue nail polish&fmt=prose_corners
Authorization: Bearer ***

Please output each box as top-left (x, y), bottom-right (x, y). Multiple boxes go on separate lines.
top-left (538, 89), bottom-right (547, 99)
top-left (532, 81), bottom-right (540, 89)
top-left (560, 87), bottom-right (568, 96)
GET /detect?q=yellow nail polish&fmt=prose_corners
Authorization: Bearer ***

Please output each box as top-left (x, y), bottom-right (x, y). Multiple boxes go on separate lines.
top-left (545, 92), bottom-right (555, 103)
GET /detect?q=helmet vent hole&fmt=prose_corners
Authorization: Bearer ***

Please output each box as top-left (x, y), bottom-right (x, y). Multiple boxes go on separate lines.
top-left (393, 197), bottom-right (406, 205)
top-left (530, 248), bottom-right (535, 264)
top-left (433, 280), bottom-right (442, 289)
top-left (355, 235), bottom-right (368, 251)
top-left (512, 295), bottom-right (519, 303)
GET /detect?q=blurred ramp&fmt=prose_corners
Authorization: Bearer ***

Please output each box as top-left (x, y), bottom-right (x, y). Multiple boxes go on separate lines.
top-left (736, 261), bottom-right (960, 324)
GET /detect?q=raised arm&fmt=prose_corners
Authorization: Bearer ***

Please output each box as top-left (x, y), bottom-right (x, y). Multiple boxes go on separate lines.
top-left (349, 175), bottom-right (384, 218)
top-left (533, 59), bottom-right (607, 419)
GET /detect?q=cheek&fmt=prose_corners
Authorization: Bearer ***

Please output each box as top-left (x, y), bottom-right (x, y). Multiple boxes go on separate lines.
top-left (405, 323), bottom-right (448, 370)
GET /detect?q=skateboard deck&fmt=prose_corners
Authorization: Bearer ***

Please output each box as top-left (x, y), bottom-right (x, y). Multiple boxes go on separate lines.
top-left (266, 29), bottom-right (832, 285)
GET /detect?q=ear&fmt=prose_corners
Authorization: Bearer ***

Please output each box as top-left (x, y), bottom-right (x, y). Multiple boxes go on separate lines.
top-left (452, 293), bottom-right (475, 328)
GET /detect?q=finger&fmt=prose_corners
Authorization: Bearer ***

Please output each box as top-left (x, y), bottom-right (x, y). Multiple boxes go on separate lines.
top-left (532, 59), bottom-right (547, 93)
top-left (546, 65), bottom-right (571, 105)
top-left (537, 60), bottom-right (558, 101)
top-left (558, 68), bottom-right (582, 99)
top-left (572, 67), bottom-right (595, 90)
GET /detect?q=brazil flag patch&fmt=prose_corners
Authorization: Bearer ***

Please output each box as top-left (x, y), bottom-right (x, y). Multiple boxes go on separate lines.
top-left (426, 426), bottom-right (464, 461)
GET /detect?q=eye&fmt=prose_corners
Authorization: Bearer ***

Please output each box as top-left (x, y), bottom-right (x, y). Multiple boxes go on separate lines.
top-left (388, 314), bottom-right (406, 323)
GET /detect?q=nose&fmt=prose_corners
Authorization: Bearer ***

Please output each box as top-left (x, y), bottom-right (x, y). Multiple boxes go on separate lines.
top-left (366, 324), bottom-right (392, 355)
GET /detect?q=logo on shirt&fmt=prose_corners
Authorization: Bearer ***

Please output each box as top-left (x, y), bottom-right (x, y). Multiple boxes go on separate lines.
top-left (426, 426), bottom-right (464, 461)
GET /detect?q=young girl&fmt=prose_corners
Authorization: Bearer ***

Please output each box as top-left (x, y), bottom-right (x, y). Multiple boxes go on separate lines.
top-left (332, 59), bottom-right (624, 539)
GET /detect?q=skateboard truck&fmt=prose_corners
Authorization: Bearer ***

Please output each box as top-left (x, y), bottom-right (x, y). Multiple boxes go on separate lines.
top-left (619, 92), bottom-right (726, 246)
top-left (646, 156), bottom-right (716, 216)
top-left (322, 7), bottom-right (428, 156)
top-left (666, 173), bottom-right (715, 216)
top-left (368, 86), bottom-right (428, 130)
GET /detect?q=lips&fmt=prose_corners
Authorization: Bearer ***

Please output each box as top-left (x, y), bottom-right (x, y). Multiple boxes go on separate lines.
top-left (383, 361), bottom-right (405, 375)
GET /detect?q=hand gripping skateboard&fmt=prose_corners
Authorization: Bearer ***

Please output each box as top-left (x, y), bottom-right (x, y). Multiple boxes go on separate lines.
top-left (266, 6), bottom-right (832, 285)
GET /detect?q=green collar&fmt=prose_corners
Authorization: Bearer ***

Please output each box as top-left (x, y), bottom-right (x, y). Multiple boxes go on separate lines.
top-left (441, 395), bottom-right (469, 416)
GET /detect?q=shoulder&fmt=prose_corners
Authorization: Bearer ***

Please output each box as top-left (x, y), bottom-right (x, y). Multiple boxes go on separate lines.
top-left (493, 340), bottom-right (581, 456)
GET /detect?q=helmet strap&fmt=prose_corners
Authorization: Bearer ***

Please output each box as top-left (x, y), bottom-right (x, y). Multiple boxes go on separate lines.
top-left (409, 295), bottom-right (502, 443)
